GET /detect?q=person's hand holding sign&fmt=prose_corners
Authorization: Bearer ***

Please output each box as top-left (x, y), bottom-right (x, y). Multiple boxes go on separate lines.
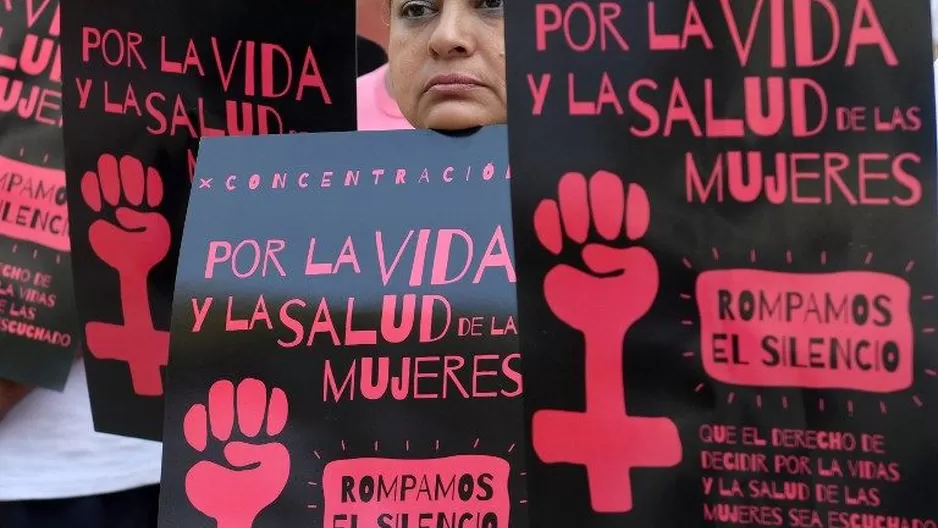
top-left (80, 153), bottom-right (171, 396)
top-left (531, 171), bottom-right (681, 513)
top-left (184, 378), bottom-right (291, 528)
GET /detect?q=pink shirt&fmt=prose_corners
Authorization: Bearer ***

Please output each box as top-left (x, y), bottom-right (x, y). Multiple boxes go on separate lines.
top-left (357, 64), bottom-right (413, 131)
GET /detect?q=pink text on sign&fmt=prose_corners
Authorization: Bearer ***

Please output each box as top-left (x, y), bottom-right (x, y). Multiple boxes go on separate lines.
top-left (322, 455), bottom-right (511, 528)
top-left (696, 270), bottom-right (912, 393)
top-left (0, 155), bottom-right (69, 252)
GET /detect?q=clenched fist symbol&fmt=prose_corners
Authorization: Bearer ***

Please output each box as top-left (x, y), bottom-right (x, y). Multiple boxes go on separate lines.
top-left (184, 378), bottom-right (291, 528)
top-left (81, 153), bottom-right (170, 273)
top-left (534, 170), bottom-right (657, 336)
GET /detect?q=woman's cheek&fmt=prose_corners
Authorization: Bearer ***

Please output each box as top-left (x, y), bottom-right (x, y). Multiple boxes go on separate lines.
top-left (390, 62), bottom-right (411, 101)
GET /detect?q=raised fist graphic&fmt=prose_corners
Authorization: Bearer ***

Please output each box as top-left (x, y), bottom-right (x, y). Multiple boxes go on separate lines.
top-left (534, 170), bottom-right (657, 335)
top-left (531, 171), bottom-right (681, 513)
top-left (81, 153), bottom-right (170, 273)
top-left (81, 153), bottom-right (171, 395)
top-left (184, 378), bottom-right (291, 528)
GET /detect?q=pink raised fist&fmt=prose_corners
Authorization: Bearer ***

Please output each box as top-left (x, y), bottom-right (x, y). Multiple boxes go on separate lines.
top-left (531, 171), bottom-right (680, 513)
top-left (184, 378), bottom-right (291, 528)
top-left (81, 153), bottom-right (172, 396)
top-left (534, 170), bottom-right (657, 336)
top-left (81, 153), bottom-right (170, 273)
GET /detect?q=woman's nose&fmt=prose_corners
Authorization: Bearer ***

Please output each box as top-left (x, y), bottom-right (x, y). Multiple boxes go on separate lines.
top-left (428, 5), bottom-right (476, 58)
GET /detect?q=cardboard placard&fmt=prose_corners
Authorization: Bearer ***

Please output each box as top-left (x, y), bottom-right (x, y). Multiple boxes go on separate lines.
top-left (61, 0), bottom-right (357, 439)
top-left (505, 0), bottom-right (938, 525)
top-left (0, 0), bottom-right (77, 390)
top-left (158, 127), bottom-right (527, 528)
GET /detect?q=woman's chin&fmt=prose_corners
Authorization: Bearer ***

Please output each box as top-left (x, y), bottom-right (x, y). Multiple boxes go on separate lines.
top-left (421, 101), bottom-right (503, 131)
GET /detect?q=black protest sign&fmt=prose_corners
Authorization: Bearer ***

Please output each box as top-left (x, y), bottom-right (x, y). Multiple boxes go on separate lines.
top-left (0, 0), bottom-right (78, 390)
top-left (158, 127), bottom-right (526, 528)
top-left (61, 0), bottom-right (357, 439)
top-left (505, 0), bottom-right (938, 525)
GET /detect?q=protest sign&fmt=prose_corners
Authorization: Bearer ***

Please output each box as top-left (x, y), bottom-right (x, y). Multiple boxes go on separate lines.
top-left (505, 0), bottom-right (938, 525)
top-left (0, 0), bottom-right (77, 390)
top-left (158, 127), bottom-right (526, 528)
top-left (61, 0), bottom-right (357, 439)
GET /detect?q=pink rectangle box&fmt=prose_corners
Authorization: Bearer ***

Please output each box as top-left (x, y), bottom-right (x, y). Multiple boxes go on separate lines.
top-left (0, 154), bottom-right (69, 252)
top-left (322, 455), bottom-right (511, 528)
top-left (696, 269), bottom-right (912, 393)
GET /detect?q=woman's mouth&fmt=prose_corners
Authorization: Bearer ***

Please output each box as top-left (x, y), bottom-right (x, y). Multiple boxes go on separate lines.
top-left (424, 73), bottom-right (486, 94)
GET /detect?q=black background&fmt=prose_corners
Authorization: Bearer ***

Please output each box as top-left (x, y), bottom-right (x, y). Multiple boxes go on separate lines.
top-left (505, 0), bottom-right (938, 525)
top-left (61, 0), bottom-right (357, 439)
top-left (159, 127), bottom-right (528, 528)
top-left (0, 0), bottom-right (78, 390)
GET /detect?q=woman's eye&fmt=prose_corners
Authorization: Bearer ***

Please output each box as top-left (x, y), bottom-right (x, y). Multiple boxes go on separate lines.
top-left (401, 2), bottom-right (434, 18)
top-left (479, 0), bottom-right (503, 10)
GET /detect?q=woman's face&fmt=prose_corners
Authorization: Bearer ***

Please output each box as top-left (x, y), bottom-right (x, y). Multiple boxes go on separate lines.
top-left (387, 0), bottom-right (506, 129)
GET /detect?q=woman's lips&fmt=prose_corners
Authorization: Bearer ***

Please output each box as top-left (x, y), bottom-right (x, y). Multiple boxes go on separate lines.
top-left (425, 73), bottom-right (485, 95)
